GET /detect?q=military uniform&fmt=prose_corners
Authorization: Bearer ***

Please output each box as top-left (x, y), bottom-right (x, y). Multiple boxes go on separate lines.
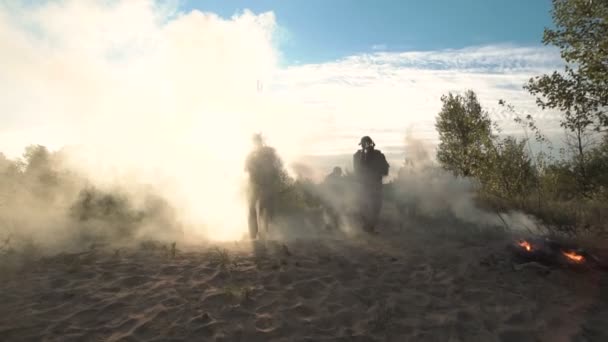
top-left (353, 136), bottom-right (389, 233)
top-left (245, 142), bottom-right (284, 239)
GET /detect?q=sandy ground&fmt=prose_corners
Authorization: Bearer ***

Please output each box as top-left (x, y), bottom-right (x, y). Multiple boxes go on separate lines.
top-left (1, 219), bottom-right (607, 342)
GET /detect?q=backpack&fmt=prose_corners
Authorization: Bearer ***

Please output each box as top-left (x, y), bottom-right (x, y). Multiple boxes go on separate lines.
top-left (354, 149), bottom-right (389, 178)
top-left (375, 150), bottom-right (389, 176)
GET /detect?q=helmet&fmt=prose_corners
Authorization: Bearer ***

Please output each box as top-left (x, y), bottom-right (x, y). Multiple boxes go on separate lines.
top-left (359, 136), bottom-right (375, 147)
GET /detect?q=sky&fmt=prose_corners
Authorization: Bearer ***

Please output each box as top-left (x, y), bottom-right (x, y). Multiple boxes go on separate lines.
top-left (0, 0), bottom-right (564, 238)
top-left (182, 0), bottom-right (554, 65)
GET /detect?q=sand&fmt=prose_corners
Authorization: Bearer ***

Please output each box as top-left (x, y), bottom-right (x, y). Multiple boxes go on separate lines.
top-left (1, 221), bottom-right (607, 342)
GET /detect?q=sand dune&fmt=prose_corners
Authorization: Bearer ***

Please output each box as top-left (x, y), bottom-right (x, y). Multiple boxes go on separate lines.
top-left (1, 222), bottom-right (607, 342)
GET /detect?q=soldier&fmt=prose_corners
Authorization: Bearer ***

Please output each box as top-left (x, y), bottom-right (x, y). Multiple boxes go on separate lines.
top-left (244, 134), bottom-right (287, 239)
top-left (353, 136), bottom-right (389, 233)
top-left (321, 166), bottom-right (344, 230)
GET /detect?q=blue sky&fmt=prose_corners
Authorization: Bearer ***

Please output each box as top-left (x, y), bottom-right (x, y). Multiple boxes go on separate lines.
top-left (182, 0), bottom-right (554, 64)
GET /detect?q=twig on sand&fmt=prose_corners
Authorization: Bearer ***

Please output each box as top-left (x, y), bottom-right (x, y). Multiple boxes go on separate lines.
top-left (495, 211), bottom-right (510, 231)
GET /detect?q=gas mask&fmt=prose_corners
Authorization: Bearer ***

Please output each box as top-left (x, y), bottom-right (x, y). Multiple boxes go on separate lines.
top-left (362, 142), bottom-right (373, 153)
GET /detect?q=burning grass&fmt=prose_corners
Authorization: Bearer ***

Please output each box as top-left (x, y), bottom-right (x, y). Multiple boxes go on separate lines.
top-left (518, 240), bottom-right (532, 252)
top-left (511, 236), bottom-right (603, 270)
top-left (561, 250), bottom-right (585, 263)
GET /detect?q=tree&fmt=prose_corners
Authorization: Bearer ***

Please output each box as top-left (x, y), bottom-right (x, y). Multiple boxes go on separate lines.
top-left (484, 137), bottom-right (536, 201)
top-left (435, 90), bottom-right (494, 177)
top-left (525, 0), bottom-right (608, 131)
top-left (585, 134), bottom-right (608, 198)
top-left (526, 0), bottom-right (608, 197)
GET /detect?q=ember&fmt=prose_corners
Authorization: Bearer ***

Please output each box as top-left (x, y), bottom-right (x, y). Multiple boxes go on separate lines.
top-left (510, 235), bottom-right (605, 270)
top-left (562, 250), bottom-right (584, 263)
top-left (518, 240), bottom-right (532, 252)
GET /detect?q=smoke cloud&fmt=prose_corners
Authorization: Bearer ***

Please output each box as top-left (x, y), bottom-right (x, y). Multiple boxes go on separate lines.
top-left (0, 0), bottom-right (324, 243)
top-left (390, 130), bottom-right (541, 232)
top-left (0, 1), bottom-right (543, 251)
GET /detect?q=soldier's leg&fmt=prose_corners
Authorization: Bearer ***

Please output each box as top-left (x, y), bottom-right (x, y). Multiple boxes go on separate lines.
top-left (360, 194), bottom-right (373, 232)
top-left (256, 199), bottom-right (265, 240)
top-left (370, 197), bottom-right (382, 230)
top-left (248, 200), bottom-right (258, 239)
top-left (322, 196), bottom-right (339, 230)
top-left (367, 187), bottom-right (383, 232)
top-left (261, 205), bottom-right (269, 238)
top-left (257, 198), bottom-right (271, 240)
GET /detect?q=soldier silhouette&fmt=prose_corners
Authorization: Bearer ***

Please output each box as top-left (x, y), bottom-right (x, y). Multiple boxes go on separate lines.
top-left (244, 134), bottom-right (286, 239)
top-left (353, 136), bottom-right (389, 233)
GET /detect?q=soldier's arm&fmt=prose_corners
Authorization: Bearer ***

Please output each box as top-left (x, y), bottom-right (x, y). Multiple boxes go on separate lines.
top-left (379, 151), bottom-right (389, 176)
top-left (353, 152), bottom-right (361, 175)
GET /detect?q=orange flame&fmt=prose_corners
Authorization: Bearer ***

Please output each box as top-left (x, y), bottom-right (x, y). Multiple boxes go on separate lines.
top-left (562, 250), bottom-right (584, 263)
top-left (518, 240), bottom-right (532, 252)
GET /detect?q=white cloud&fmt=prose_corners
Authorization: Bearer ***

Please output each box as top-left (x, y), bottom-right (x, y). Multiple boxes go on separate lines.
top-left (0, 1), bottom-right (565, 239)
top-left (271, 44), bottom-right (564, 157)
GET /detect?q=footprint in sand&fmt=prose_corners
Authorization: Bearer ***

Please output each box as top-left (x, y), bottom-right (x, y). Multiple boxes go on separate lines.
top-left (336, 268), bottom-right (358, 283)
top-left (255, 300), bottom-right (281, 315)
top-left (277, 271), bottom-right (293, 285)
top-left (255, 313), bottom-right (278, 333)
top-left (409, 266), bottom-right (434, 284)
top-left (499, 329), bottom-right (539, 342)
top-left (294, 279), bottom-right (326, 299)
top-left (95, 301), bottom-right (129, 322)
top-left (119, 275), bottom-right (151, 288)
top-left (200, 290), bottom-right (231, 307)
top-left (192, 320), bottom-right (226, 338)
top-left (397, 292), bottom-right (431, 309)
top-left (286, 302), bottom-right (316, 319)
top-left (131, 311), bottom-right (170, 341)
top-left (159, 265), bottom-right (181, 276)
top-left (160, 295), bottom-right (184, 308)
top-left (504, 310), bottom-right (531, 326)
top-left (49, 277), bottom-right (70, 288)
top-left (456, 309), bottom-right (476, 324)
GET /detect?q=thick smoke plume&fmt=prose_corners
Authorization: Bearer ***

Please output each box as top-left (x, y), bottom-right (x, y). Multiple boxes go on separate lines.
top-left (0, 1), bottom-right (322, 243)
top-left (0, 146), bottom-right (183, 254)
top-left (0, 1), bottom-right (543, 252)
top-left (389, 131), bottom-right (541, 232)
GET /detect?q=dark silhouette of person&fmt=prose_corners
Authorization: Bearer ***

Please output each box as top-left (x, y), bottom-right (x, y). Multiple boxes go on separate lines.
top-left (321, 166), bottom-right (344, 230)
top-left (353, 136), bottom-right (389, 233)
top-left (325, 166), bottom-right (343, 182)
top-left (244, 134), bottom-right (288, 239)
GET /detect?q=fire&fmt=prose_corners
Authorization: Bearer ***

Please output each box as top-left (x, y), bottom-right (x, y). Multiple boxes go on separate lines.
top-left (562, 250), bottom-right (585, 263)
top-left (518, 240), bottom-right (532, 252)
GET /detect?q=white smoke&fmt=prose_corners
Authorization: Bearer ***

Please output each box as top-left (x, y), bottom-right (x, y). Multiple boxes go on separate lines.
top-left (392, 130), bottom-right (541, 231)
top-left (0, 0), bottom-right (323, 241)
